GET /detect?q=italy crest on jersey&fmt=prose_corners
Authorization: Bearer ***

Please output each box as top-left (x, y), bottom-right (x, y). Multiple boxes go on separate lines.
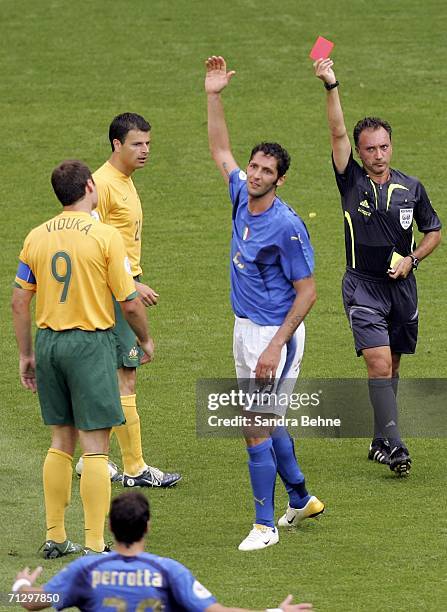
top-left (399, 208), bottom-right (413, 229)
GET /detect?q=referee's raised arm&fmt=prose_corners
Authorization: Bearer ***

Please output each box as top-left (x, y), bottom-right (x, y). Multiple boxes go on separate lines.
top-left (205, 55), bottom-right (238, 183)
top-left (314, 58), bottom-right (351, 174)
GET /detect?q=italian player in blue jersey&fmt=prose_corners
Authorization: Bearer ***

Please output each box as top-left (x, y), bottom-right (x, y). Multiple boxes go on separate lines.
top-left (12, 492), bottom-right (312, 611)
top-left (205, 56), bottom-right (324, 551)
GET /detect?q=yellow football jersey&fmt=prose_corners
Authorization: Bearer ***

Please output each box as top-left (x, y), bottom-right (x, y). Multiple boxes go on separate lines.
top-left (15, 211), bottom-right (136, 331)
top-left (94, 162), bottom-right (143, 276)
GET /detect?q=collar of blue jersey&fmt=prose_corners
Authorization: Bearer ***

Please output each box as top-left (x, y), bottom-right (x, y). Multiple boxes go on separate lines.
top-left (247, 195), bottom-right (283, 217)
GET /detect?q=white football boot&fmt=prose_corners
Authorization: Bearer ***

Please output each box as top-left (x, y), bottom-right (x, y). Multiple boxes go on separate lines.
top-left (277, 496), bottom-right (325, 527)
top-left (238, 524), bottom-right (279, 551)
top-left (75, 456), bottom-right (123, 483)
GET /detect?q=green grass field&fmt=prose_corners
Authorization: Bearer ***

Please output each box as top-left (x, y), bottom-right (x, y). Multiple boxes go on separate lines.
top-left (1, 1), bottom-right (446, 610)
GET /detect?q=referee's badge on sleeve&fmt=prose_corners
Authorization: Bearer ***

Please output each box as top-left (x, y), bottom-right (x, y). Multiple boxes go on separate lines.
top-left (400, 208), bottom-right (413, 229)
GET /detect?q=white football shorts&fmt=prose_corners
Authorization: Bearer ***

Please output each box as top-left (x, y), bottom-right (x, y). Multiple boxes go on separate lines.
top-left (233, 316), bottom-right (305, 416)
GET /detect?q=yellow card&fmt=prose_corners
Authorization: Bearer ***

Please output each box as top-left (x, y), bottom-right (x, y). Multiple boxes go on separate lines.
top-left (390, 251), bottom-right (404, 269)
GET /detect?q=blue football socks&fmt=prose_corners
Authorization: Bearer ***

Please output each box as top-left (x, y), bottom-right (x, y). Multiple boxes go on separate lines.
top-left (272, 427), bottom-right (310, 509)
top-left (247, 438), bottom-right (277, 528)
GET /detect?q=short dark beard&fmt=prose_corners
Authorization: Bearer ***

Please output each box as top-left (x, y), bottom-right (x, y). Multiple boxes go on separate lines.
top-left (247, 183), bottom-right (277, 199)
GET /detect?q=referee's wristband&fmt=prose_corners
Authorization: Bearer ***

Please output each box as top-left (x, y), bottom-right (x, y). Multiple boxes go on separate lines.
top-left (12, 578), bottom-right (31, 592)
top-left (324, 80), bottom-right (339, 90)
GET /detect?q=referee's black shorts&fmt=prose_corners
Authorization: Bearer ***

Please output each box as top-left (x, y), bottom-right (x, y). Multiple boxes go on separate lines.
top-left (342, 270), bottom-right (418, 356)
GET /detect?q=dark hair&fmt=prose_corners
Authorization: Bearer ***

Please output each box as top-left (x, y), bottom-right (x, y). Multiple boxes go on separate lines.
top-left (249, 142), bottom-right (291, 178)
top-left (109, 112), bottom-right (151, 151)
top-left (109, 492), bottom-right (150, 545)
top-left (51, 160), bottom-right (93, 206)
top-left (353, 117), bottom-right (392, 147)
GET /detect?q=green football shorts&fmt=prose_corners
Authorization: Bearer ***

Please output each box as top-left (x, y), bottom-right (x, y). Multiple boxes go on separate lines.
top-left (112, 296), bottom-right (143, 368)
top-left (35, 328), bottom-right (125, 431)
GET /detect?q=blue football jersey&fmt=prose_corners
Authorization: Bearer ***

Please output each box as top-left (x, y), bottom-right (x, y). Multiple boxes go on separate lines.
top-left (229, 168), bottom-right (314, 325)
top-left (44, 552), bottom-right (216, 611)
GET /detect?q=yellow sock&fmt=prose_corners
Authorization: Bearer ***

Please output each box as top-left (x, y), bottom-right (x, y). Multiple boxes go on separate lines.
top-left (43, 448), bottom-right (73, 543)
top-left (113, 394), bottom-right (146, 476)
top-left (80, 454), bottom-right (110, 552)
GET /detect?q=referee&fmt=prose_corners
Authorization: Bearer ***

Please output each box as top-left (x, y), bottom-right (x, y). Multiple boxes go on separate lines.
top-left (314, 58), bottom-right (442, 474)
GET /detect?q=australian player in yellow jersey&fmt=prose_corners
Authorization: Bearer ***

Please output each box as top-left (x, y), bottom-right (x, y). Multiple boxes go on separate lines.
top-left (12, 160), bottom-right (155, 557)
top-left (76, 112), bottom-right (181, 488)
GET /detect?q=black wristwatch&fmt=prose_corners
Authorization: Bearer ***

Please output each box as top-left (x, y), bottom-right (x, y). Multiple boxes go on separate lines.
top-left (324, 80), bottom-right (339, 91)
top-left (408, 254), bottom-right (419, 270)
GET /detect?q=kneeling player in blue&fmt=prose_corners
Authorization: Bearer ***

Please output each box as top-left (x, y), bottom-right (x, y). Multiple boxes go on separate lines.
top-left (205, 56), bottom-right (324, 551)
top-left (12, 492), bottom-right (313, 611)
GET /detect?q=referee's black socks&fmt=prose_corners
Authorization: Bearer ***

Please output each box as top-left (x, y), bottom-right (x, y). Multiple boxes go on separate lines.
top-left (368, 378), bottom-right (402, 447)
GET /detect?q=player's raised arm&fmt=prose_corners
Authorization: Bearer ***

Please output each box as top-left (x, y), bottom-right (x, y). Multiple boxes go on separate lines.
top-left (205, 55), bottom-right (238, 182)
top-left (314, 58), bottom-right (351, 173)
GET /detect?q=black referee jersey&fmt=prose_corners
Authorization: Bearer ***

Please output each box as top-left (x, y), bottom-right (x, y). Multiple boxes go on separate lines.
top-left (333, 151), bottom-right (441, 279)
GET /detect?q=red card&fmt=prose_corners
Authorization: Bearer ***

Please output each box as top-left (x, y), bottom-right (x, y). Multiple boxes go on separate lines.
top-left (309, 36), bottom-right (334, 60)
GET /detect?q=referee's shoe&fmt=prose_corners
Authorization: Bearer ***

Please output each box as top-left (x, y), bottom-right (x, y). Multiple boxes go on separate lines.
top-left (389, 446), bottom-right (412, 476)
top-left (368, 438), bottom-right (391, 465)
